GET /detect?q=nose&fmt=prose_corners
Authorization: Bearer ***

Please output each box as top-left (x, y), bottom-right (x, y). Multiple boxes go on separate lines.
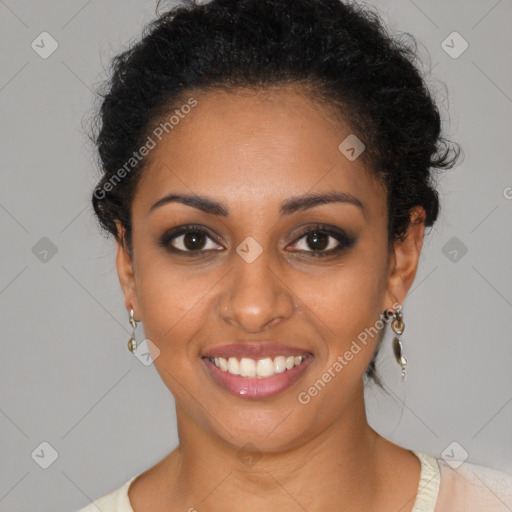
top-left (217, 250), bottom-right (295, 333)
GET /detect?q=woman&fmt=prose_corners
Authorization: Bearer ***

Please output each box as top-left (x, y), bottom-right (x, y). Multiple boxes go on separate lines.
top-left (80, 0), bottom-right (512, 510)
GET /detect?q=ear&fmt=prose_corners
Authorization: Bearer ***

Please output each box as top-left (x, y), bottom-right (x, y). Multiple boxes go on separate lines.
top-left (114, 220), bottom-right (139, 316)
top-left (384, 206), bottom-right (426, 309)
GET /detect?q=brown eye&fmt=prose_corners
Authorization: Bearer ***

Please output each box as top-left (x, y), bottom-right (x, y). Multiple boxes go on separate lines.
top-left (288, 224), bottom-right (356, 257)
top-left (181, 231), bottom-right (207, 251)
top-left (303, 230), bottom-right (331, 251)
top-left (294, 230), bottom-right (339, 253)
top-left (159, 225), bottom-right (224, 254)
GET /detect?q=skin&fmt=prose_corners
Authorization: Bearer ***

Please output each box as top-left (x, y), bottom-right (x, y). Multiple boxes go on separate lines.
top-left (115, 85), bottom-right (426, 512)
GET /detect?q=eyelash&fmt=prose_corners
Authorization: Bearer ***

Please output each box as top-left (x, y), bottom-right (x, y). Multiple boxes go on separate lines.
top-left (159, 223), bottom-right (355, 258)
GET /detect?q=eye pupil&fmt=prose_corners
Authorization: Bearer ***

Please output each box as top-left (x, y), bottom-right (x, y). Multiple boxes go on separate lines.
top-left (184, 231), bottom-right (206, 250)
top-left (307, 230), bottom-right (328, 251)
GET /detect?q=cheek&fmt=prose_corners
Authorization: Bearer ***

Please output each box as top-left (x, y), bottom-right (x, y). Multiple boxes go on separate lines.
top-left (131, 247), bottom-right (238, 404)
top-left (292, 255), bottom-right (389, 389)
top-left (292, 266), bottom-right (388, 411)
top-left (296, 254), bottom-right (388, 337)
top-left (134, 256), bottom-right (218, 348)
top-left (134, 261), bottom-right (217, 403)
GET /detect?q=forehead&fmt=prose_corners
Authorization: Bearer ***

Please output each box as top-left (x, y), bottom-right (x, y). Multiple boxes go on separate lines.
top-left (134, 86), bottom-right (386, 217)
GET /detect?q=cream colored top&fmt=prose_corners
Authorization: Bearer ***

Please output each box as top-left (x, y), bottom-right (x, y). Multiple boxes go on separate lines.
top-left (78, 450), bottom-right (512, 511)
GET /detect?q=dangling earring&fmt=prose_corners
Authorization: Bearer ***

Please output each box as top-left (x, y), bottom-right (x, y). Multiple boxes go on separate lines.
top-left (127, 308), bottom-right (139, 353)
top-left (391, 304), bottom-right (407, 382)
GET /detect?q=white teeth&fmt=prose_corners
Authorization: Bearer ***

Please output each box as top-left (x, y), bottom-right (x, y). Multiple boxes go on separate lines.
top-left (209, 354), bottom-right (308, 378)
top-left (228, 357), bottom-right (240, 375)
top-left (239, 357), bottom-right (256, 377)
top-left (256, 358), bottom-right (274, 378)
top-left (273, 356), bottom-right (286, 374)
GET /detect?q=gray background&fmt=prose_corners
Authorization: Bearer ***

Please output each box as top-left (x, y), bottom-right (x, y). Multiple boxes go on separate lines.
top-left (1, 0), bottom-right (511, 510)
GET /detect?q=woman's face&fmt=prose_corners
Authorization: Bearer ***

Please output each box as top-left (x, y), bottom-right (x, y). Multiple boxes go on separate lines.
top-left (116, 86), bottom-right (423, 452)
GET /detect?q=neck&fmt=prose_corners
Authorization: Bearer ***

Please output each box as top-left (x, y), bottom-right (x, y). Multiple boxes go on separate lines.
top-left (165, 383), bottom-right (385, 512)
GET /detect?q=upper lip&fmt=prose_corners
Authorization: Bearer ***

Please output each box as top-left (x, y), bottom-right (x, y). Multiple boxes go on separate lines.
top-left (202, 342), bottom-right (312, 359)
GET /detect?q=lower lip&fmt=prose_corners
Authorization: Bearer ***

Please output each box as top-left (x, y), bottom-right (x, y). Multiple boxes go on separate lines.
top-left (202, 356), bottom-right (313, 399)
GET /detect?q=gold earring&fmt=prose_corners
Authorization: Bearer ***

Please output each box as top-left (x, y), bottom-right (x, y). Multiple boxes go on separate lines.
top-left (127, 308), bottom-right (139, 353)
top-left (390, 304), bottom-right (407, 382)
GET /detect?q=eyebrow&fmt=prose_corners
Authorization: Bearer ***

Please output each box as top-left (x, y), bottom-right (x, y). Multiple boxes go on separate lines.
top-left (148, 190), bottom-right (364, 217)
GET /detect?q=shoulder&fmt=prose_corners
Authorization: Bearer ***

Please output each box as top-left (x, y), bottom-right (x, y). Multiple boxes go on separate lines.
top-left (78, 473), bottom-right (141, 512)
top-left (435, 455), bottom-right (512, 511)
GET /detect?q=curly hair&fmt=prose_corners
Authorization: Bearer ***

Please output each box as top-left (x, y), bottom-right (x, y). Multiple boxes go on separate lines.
top-left (91, 0), bottom-right (460, 388)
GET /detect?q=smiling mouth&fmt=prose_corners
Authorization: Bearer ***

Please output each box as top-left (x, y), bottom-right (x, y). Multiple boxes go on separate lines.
top-left (203, 354), bottom-right (311, 378)
top-left (201, 353), bottom-right (314, 399)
